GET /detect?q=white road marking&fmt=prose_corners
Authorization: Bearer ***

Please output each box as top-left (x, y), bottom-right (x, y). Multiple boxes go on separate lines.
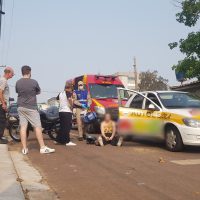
top-left (171, 159), bottom-right (200, 165)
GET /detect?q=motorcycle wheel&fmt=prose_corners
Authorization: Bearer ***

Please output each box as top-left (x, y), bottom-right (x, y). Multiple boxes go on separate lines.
top-left (48, 129), bottom-right (59, 141)
top-left (9, 122), bottom-right (29, 142)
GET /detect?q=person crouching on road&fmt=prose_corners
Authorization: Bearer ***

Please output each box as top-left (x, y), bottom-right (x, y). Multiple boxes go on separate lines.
top-left (97, 113), bottom-right (123, 147)
top-left (55, 83), bottom-right (76, 146)
top-left (73, 81), bottom-right (91, 141)
top-left (0, 67), bottom-right (15, 144)
top-left (16, 66), bottom-right (55, 155)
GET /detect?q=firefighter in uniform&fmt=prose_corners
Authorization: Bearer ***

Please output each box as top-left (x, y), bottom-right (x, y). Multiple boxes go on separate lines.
top-left (73, 81), bottom-right (91, 141)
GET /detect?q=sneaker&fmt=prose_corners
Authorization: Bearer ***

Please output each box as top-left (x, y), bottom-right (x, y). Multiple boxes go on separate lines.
top-left (0, 138), bottom-right (8, 144)
top-left (40, 146), bottom-right (55, 154)
top-left (117, 137), bottom-right (123, 147)
top-left (22, 148), bottom-right (28, 155)
top-left (66, 141), bottom-right (77, 146)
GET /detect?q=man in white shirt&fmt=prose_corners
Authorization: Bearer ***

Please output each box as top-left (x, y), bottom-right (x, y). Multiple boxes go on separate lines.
top-left (0, 67), bottom-right (14, 144)
top-left (55, 82), bottom-right (76, 146)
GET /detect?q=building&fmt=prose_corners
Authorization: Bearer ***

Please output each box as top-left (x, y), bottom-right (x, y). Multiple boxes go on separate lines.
top-left (171, 81), bottom-right (200, 97)
top-left (114, 72), bottom-right (140, 90)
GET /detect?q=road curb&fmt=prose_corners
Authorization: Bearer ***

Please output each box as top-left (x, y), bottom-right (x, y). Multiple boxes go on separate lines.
top-left (0, 145), bottom-right (25, 200)
top-left (9, 151), bottom-right (59, 200)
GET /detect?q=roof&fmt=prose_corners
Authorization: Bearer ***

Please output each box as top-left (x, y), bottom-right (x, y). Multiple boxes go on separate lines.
top-left (86, 74), bottom-right (123, 84)
top-left (143, 90), bottom-right (187, 94)
top-left (171, 80), bottom-right (200, 90)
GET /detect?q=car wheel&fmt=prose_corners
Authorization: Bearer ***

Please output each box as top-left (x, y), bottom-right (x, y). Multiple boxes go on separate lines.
top-left (165, 125), bottom-right (183, 152)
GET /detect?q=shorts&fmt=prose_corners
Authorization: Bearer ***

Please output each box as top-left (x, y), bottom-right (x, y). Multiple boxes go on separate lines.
top-left (18, 107), bottom-right (42, 128)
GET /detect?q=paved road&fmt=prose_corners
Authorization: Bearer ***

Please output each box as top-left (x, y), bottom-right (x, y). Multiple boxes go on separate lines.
top-left (9, 131), bottom-right (200, 200)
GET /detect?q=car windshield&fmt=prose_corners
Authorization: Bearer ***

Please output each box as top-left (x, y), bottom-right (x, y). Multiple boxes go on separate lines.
top-left (89, 84), bottom-right (128, 99)
top-left (158, 92), bottom-right (200, 109)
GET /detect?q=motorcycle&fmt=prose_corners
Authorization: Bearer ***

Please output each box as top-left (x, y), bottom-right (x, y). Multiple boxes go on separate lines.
top-left (8, 106), bottom-right (60, 142)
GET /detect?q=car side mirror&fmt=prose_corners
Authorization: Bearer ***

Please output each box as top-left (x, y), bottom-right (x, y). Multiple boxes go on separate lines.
top-left (148, 104), bottom-right (158, 111)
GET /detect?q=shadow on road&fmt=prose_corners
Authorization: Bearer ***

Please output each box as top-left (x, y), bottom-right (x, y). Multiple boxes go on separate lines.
top-left (123, 137), bottom-right (200, 153)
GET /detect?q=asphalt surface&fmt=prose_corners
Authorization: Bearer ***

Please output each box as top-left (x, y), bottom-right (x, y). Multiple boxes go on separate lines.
top-left (9, 131), bottom-right (200, 200)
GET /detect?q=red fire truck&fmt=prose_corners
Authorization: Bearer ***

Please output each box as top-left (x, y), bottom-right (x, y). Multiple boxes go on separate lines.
top-left (67, 74), bottom-right (128, 132)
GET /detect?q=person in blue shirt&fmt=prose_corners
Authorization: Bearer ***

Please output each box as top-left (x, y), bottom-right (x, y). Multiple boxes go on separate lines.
top-left (73, 81), bottom-right (91, 141)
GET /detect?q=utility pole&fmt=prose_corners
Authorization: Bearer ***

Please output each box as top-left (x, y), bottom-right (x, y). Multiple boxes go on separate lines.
top-left (133, 57), bottom-right (138, 90)
top-left (0, 0), bottom-right (5, 39)
top-left (0, 0), bottom-right (5, 68)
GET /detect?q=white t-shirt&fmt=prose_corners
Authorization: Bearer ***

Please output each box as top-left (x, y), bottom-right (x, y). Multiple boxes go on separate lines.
top-left (58, 91), bottom-right (72, 113)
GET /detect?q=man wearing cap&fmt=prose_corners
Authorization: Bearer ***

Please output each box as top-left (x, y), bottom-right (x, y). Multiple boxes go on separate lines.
top-left (0, 67), bottom-right (14, 144)
top-left (73, 81), bottom-right (91, 141)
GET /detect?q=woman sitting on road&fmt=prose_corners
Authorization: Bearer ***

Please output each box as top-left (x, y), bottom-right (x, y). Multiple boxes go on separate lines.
top-left (97, 113), bottom-right (123, 147)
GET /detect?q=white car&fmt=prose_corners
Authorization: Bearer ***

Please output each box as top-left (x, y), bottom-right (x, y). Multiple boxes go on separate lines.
top-left (117, 89), bottom-right (200, 151)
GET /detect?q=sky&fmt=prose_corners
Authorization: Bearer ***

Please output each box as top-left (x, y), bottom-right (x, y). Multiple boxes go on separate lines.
top-left (0, 0), bottom-right (198, 102)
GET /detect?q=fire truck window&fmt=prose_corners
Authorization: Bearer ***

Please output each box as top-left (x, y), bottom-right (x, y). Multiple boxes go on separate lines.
top-left (130, 94), bottom-right (144, 109)
top-left (89, 84), bottom-right (121, 99)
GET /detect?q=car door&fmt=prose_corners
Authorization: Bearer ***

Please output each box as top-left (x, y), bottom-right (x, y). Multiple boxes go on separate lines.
top-left (117, 88), bottom-right (164, 137)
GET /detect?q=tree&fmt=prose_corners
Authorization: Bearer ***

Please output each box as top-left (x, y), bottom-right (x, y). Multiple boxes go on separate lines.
top-left (138, 70), bottom-right (168, 91)
top-left (169, 0), bottom-right (200, 80)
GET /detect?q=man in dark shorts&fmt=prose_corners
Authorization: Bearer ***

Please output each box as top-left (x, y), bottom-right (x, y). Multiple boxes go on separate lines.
top-left (16, 65), bottom-right (55, 154)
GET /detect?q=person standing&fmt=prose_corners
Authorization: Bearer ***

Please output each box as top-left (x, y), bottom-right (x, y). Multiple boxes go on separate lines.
top-left (73, 81), bottom-right (91, 141)
top-left (0, 67), bottom-right (14, 144)
top-left (16, 65), bottom-right (55, 154)
top-left (55, 83), bottom-right (76, 146)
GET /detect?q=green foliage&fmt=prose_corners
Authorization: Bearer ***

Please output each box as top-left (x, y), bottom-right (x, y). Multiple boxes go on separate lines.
top-left (176, 0), bottom-right (200, 27)
top-left (138, 70), bottom-right (168, 91)
top-left (170, 0), bottom-right (200, 80)
top-left (169, 42), bottom-right (178, 49)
